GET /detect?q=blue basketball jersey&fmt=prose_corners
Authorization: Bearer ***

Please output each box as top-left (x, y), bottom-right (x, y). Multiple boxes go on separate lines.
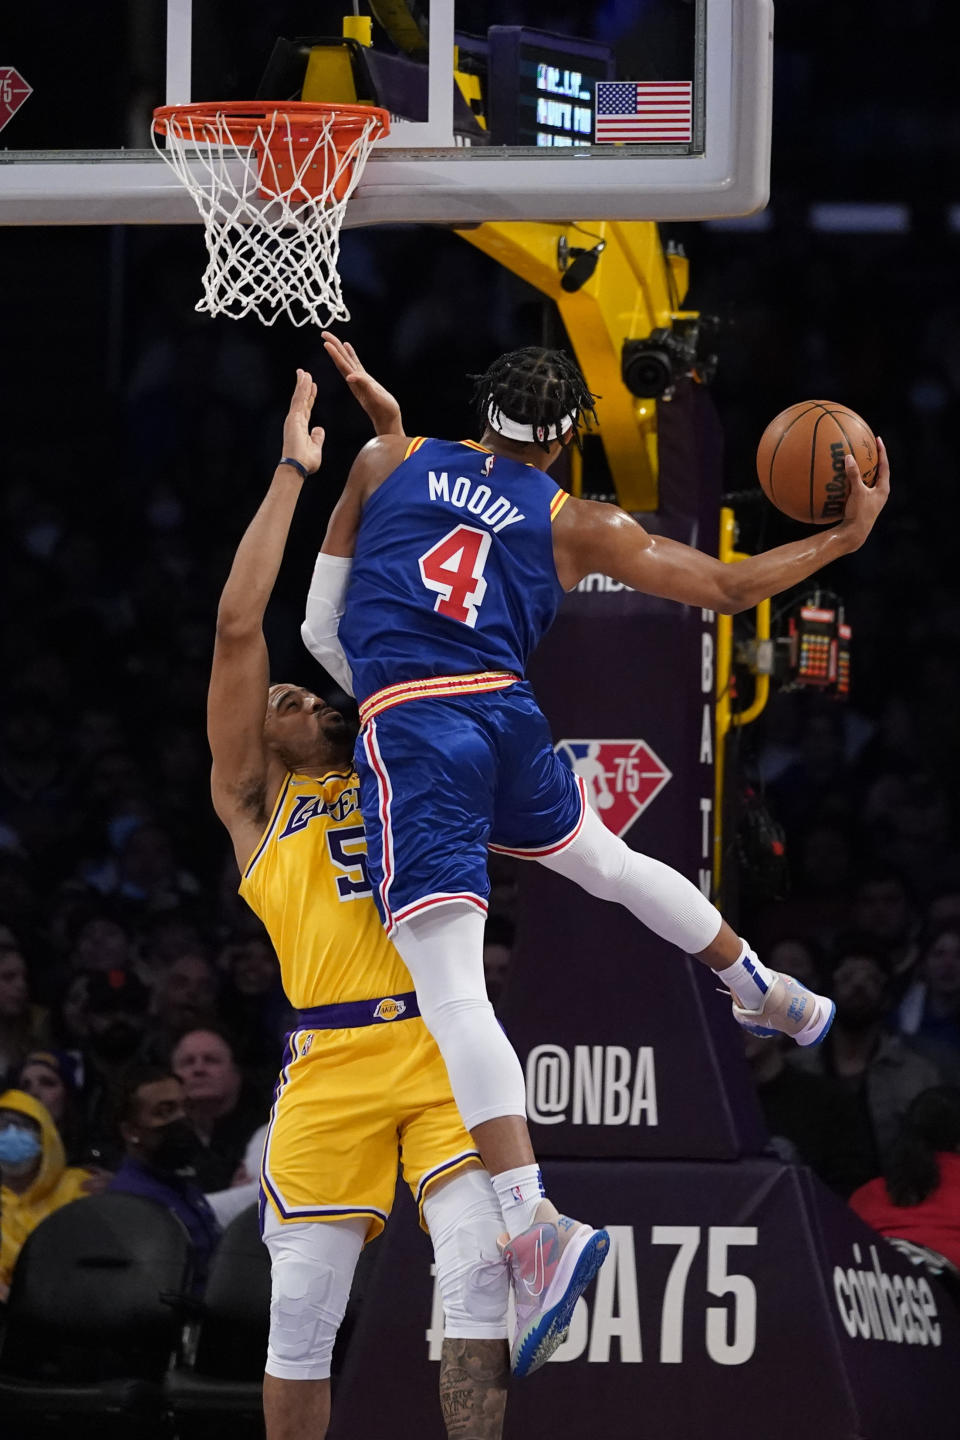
top-left (339, 438), bottom-right (569, 702)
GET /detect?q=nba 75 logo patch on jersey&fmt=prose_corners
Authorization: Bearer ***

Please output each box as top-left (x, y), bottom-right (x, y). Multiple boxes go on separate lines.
top-left (555, 740), bottom-right (672, 838)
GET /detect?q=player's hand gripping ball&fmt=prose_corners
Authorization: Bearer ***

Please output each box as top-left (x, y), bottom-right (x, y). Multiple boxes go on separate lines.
top-left (756, 401), bottom-right (878, 524)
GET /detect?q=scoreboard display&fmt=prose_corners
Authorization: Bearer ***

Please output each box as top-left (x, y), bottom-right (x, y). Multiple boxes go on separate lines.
top-left (485, 28), bottom-right (614, 147)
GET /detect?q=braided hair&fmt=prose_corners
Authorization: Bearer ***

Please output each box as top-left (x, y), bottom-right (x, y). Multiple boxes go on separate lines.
top-left (471, 347), bottom-right (598, 451)
top-left (884, 1086), bottom-right (960, 1207)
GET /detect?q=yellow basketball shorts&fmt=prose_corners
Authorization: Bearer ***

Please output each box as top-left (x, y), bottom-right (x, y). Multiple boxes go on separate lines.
top-left (260, 1009), bottom-right (481, 1241)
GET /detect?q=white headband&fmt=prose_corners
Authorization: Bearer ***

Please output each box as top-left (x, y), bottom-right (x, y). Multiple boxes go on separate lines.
top-left (487, 401), bottom-right (576, 444)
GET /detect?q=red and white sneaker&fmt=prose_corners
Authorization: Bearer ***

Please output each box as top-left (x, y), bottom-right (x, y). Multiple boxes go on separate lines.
top-left (499, 1201), bottom-right (610, 1377)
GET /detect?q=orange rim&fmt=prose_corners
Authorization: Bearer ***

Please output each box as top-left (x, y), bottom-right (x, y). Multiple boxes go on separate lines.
top-left (152, 100), bottom-right (391, 143)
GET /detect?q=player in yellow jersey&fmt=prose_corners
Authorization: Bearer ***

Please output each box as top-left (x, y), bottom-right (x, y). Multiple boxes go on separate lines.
top-left (207, 370), bottom-right (510, 1440)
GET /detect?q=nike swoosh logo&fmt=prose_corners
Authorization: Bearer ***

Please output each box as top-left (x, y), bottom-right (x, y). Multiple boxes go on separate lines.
top-left (522, 1229), bottom-right (546, 1298)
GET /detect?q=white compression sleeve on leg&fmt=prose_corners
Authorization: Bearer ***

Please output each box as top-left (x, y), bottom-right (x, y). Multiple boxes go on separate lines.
top-left (301, 552), bottom-right (355, 697)
top-left (262, 1210), bottom-right (368, 1381)
top-left (537, 801), bottom-right (723, 953)
top-left (422, 1168), bottom-right (509, 1340)
top-left (392, 902), bottom-right (527, 1130)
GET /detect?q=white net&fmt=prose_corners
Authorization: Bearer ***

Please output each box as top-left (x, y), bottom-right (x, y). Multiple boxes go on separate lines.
top-left (151, 107), bottom-right (384, 329)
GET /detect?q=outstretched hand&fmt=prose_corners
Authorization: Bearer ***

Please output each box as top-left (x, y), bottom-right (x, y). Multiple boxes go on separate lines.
top-left (322, 331), bottom-right (404, 437)
top-left (841, 436), bottom-right (890, 546)
top-left (282, 369), bottom-right (326, 475)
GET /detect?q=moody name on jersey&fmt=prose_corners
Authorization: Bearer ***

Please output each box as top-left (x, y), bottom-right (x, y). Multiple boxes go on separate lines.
top-left (340, 438), bottom-right (569, 701)
top-left (425, 468), bottom-right (526, 533)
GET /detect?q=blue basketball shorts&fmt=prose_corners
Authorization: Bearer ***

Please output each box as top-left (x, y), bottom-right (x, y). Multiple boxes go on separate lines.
top-left (355, 680), bottom-right (586, 934)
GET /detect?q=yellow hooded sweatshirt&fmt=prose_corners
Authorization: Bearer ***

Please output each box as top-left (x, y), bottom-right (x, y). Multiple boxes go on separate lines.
top-left (0, 1088), bottom-right (92, 1290)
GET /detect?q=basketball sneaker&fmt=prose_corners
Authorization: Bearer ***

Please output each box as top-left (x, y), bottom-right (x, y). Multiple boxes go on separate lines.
top-left (499, 1202), bottom-right (610, 1377)
top-left (729, 970), bottom-right (835, 1047)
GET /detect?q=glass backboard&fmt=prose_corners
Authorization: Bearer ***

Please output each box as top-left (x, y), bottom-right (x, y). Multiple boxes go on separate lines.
top-left (0, 0), bottom-right (772, 226)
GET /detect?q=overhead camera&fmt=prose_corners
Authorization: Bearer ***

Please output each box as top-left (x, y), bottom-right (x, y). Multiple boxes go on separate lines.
top-left (621, 316), bottom-right (719, 399)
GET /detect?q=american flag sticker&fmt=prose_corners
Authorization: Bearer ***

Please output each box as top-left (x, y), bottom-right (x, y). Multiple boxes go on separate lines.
top-left (595, 81), bottom-right (693, 144)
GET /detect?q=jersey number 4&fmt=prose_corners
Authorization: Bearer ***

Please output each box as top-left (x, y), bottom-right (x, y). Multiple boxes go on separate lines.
top-left (418, 524), bottom-right (491, 628)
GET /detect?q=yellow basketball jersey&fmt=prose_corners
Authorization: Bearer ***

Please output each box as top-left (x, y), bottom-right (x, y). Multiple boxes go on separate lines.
top-left (238, 768), bottom-right (413, 1008)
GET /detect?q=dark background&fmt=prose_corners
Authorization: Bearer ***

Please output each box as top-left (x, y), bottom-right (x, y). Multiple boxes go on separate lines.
top-left (2, 0), bottom-right (959, 1246)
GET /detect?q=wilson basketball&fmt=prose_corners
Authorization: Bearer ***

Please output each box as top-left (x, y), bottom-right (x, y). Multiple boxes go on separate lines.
top-left (756, 401), bottom-right (878, 524)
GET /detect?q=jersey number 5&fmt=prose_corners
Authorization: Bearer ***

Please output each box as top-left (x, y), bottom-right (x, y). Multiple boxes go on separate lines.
top-left (327, 826), bottom-right (372, 901)
top-left (418, 524), bottom-right (491, 628)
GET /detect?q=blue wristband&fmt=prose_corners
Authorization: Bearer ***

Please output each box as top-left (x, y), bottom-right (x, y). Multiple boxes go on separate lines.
top-left (279, 456), bottom-right (309, 480)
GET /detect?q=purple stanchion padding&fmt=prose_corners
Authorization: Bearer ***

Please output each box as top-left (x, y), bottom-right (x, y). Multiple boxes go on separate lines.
top-left (329, 1163), bottom-right (960, 1440)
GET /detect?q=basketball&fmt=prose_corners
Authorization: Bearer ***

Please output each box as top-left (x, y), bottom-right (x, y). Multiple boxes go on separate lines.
top-left (756, 401), bottom-right (879, 525)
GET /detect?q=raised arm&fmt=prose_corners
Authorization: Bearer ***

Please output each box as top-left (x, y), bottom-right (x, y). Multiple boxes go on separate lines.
top-left (301, 329), bottom-right (409, 685)
top-left (302, 327), bottom-right (410, 685)
top-left (301, 435), bottom-right (408, 689)
top-left (321, 331), bottom-right (405, 438)
top-left (553, 441), bottom-right (890, 613)
top-left (208, 370), bottom-right (324, 868)
top-left (314, 333), bottom-right (409, 559)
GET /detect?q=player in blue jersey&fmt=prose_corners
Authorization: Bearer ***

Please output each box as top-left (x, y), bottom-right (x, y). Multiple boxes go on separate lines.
top-left (304, 337), bottom-right (890, 1375)
top-left (210, 370), bottom-right (512, 1438)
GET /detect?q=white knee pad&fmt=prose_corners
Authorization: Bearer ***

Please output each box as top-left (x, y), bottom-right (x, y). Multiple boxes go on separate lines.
top-left (423, 1168), bottom-right (509, 1341)
top-left (262, 1212), bottom-right (368, 1380)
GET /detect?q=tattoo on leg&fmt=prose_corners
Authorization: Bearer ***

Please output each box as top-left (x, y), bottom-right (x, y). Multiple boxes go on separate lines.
top-left (439, 1338), bottom-right (509, 1440)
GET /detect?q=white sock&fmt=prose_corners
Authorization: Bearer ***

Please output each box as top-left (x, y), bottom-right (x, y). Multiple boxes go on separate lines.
top-left (715, 939), bottom-right (776, 1009)
top-left (492, 1164), bottom-right (546, 1239)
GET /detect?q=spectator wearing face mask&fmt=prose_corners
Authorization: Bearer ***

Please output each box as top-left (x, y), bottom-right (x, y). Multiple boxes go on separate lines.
top-left (16, 1048), bottom-right (88, 1168)
top-left (107, 1065), bottom-right (223, 1295)
top-left (0, 1088), bottom-right (93, 1301)
top-left (79, 968), bottom-right (152, 1167)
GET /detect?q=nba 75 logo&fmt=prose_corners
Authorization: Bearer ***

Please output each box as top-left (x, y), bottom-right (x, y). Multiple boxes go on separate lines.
top-left (555, 740), bottom-right (672, 838)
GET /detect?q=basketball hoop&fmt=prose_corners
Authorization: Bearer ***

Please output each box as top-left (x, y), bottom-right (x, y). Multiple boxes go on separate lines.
top-left (151, 102), bottom-right (390, 329)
